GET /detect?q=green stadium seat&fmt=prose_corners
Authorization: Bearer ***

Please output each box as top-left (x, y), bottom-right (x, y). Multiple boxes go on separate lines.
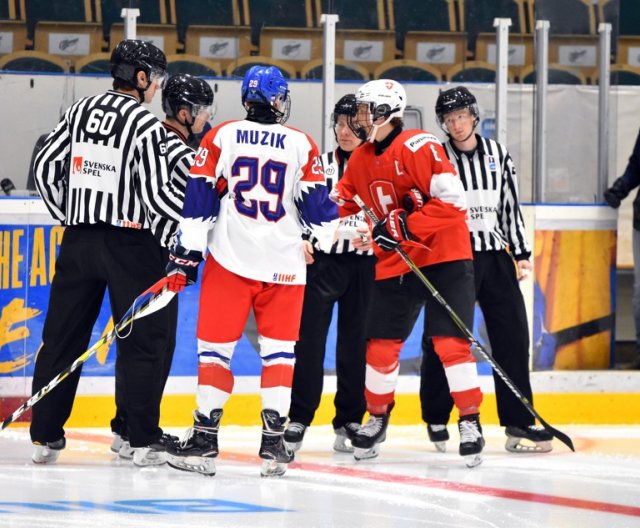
top-left (0, 50), bottom-right (69, 72)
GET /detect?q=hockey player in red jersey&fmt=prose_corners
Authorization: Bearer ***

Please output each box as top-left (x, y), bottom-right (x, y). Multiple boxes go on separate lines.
top-left (164, 65), bottom-right (338, 477)
top-left (333, 79), bottom-right (485, 467)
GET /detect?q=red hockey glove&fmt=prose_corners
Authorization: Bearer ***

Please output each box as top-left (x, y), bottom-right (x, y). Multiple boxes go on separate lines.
top-left (166, 247), bottom-right (202, 293)
top-left (402, 188), bottom-right (427, 213)
top-left (372, 209), bottom-right (414, 251)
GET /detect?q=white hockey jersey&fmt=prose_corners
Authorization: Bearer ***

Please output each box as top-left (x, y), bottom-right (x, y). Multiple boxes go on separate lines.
top-left (179, 118), bottom-right (337, 284)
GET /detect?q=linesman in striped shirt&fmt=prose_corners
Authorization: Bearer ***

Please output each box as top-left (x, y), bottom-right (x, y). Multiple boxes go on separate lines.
top-left (110, 73), bottom-right (215, 459)
top-left (420, 86), bottom-right (553, 454)
top-left (31, 40), bottom-right (183, 466)
top-left (284, 94), bottom-right (375, 454)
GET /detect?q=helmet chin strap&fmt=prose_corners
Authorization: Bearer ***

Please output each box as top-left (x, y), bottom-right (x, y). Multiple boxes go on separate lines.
top-left (135, 77), bottom-right (153, 103)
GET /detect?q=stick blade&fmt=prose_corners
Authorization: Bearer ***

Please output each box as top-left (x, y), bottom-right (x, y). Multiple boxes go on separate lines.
top-left (540, 418), bottom-right (575, 452)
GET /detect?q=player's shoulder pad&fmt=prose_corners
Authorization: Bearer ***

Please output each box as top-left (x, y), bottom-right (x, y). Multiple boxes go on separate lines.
top-left (403, 132), bottom-right (442, 153)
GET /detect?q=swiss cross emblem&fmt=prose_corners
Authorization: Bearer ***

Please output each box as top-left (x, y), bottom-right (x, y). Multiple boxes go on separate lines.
top-left (385, 81), bottom-right (394, 89)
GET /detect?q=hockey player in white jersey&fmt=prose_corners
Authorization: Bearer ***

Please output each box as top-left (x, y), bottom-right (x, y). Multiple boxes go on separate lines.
top-left (165, 65), bottom-right (338, 477)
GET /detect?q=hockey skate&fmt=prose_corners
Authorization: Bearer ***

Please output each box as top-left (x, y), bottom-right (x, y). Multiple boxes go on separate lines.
top-left (259, 409), bottom-right (294, 477)
top-left (167, 409), bottom-right (222, 476)
top-left (32, 438), bottom-right (66, 464)
top-left (505, 425), bottom-right (553, 453)
top-left (110, 432), bottom-right (134, 459)
top-left (133, 432), bottom-right (178, 467)
top-left (283, 422), bottom-right (307, 452)
top-left (427, 424), bottom-right (449, 453)
top-left (352, 404), bottom-right (393, 461)
top-left (333, 422), bottom-right (360, 453)
top-left (458, 414), bottom-right (485, 468)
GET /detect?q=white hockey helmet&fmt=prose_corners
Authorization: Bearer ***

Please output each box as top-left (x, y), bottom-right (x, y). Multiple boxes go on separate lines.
top-left (350, 79), bottom-right (407, 142)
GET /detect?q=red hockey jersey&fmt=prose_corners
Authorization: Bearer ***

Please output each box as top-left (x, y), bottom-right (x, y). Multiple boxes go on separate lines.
top-left (336, 129), bottom-right (472, 279)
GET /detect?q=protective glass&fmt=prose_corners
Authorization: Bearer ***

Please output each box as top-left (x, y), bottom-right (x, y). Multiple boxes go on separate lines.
top-left (149, 69), bottom-right (168, 89)
top-left (191, 103), bottom-right (217, 121)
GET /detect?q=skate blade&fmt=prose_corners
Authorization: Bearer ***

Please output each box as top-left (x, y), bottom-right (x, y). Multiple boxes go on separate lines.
top-left (260, 459), bottom-right (288, 477)
top-left (167, 455), bottom-right (216, 476)
top-left (505, 437), bottom-right (553, 453)
top-left (433, 441), bottom-right (447, 453)
top-left (464, 453), bottom-right (483, 468)
top-left (353, 445), bottom-right (380, 461)
top-left (284, 440), bottom-right (303, 453)
top-left (333, 437), bottom-right (355, 453)
top-left (32, 449), bottom-right (61, 464)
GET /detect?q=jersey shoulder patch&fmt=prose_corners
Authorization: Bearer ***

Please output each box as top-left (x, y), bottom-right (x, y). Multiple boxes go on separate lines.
top-left (404, 132), bottom-right (442, 153)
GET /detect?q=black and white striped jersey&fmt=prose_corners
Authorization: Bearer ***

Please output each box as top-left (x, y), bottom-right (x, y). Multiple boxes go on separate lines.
top-left (443, 134), bottom-right (531, 260)
top-left (311, 149), bottom-right (373, 256)
top-left (149, 123), bottom-right (194, 248)
top-left (34, 90), bottom-right (183, 233)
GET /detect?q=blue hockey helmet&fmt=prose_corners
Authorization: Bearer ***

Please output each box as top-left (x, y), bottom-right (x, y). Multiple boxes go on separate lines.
top-left (241, 65), bottom-right (290, 123)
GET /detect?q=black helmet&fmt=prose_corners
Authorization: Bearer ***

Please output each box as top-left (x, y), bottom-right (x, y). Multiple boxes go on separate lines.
top-left (162, 74), bottom-right (214, 119)
top-left (435, 86), bottom-right (480, 132)
top-left (331, 93), bottom-right (358, 126)
top-left (110, 39), bottom-right (167, 88)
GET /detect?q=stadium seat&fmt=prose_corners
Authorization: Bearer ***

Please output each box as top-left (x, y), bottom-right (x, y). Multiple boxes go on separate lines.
top-left (316, 0), bottom-right (388, 30)
top-left (0, 0), bottom-right (25, 20)
top-left (373, 59), bottom-right (441, 81)
top-left (446, 60), bottom-right (497, 82)
top-left (461, 0), bottom-right (528, 57)
top-left (600, 0), bottom-right (640, 36)
top-left (25, 0), bottom-right (101, 42)
top-left (335, 29), bottom-right (396, 78)
top-left (34, 21), bottom-right (103, 60)
top-left (0, 50), bottom-right (69, 72)
top-left (183, 25), bottom-right (253, 73)
top-left (0, 20), bottom-right (28, 56)
top-left (520, 63), bottom-right (587, 84)
top-left (166, 53), bottom-right (221, 76)
top-left (474, 32), bottom-right (532, 80)
top-left (74, 51), bottom-right (110, 74)
top-left (175, 0), bottom-right (241, 45)
top-left (301, 57), bottom-right (369, 80)
top-left (532, 0), bottom-right (596, 35)
top-left (598, 64), bottom-right (640, 85)
top-left (225, 55), bottom-right (297, 79)
top-left (390, 0), bottom-right (458, 52)
top-left (109, 23), bottom-right (179, 55)
top-left (246, 0), bottom-right (314, 47)
top-left (402, 31), bottom-right (467, 78)
top-left (258, 27), bottom-right (323, 76)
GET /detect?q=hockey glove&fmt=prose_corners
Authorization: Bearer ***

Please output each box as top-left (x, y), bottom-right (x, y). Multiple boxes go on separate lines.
top-left (603, 178), bottom-right (629, 209)
top-left (166, 247), bottom-right (202, 293)
top-left (372, 209), bottom-right (414, 251)
top-left (603, 188), bottom-right (622, 209)
top-left (402, 188), bottom-right (427, 213)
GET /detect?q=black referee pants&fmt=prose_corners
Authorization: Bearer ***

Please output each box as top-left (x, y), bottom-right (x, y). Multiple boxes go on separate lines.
top-left (111, 247), bottom-right (178, 439)
top-left (420, 250), bottom-right (535, 427)
top-left (30, 224), bottom-right (170, 447)
top-left (288, 252), bottom-right (375, 430)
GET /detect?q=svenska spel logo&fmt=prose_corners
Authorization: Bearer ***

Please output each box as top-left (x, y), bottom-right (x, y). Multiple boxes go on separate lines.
top-left (72, 156), bottom-right (83, 174)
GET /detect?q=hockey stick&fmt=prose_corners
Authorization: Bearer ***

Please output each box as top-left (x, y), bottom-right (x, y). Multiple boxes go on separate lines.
top-left (353, 194), bottom-right (575, 452)
top-left (1, 277), bottom-right (175, 431)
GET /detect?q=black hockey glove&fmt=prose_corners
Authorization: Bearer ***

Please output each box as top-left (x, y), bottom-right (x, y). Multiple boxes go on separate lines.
top-left (166, 246), bottom-right (202, 293)
top-left (603, 178), bottom-right (629, 209)
top-left (402, 188), bottom-right (427, 213)
top-left (372, 209), bottom-right (414, 251)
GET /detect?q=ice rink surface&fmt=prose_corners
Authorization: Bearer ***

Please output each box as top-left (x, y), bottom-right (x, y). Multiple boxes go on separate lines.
top-left (1, 424), bottom-right (639, 528)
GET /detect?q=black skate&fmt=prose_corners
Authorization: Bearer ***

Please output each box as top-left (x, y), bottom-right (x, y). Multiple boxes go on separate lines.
top-left (333, 422), bottom-right (360, 453)
top-left (260, 409), bottom-right (294, 477)
top-left (352, 404), bottom-right (394, 461)
top-left (133, 432), bottom-right (178, 467)
top-left (427, 423), bottom-right (449, 453)
top-left (458, 414), bottom-right (485, 468)
top-left (167, 409), bottom-right (222, 476)
top-left (32, 438), bottom-right (66, 464)
top-left (505, 425), bottom-right (553, 453)
top-left (283, 422), bottom-right (307, 452)
top-left (110, 432), bottom-right (134, 459)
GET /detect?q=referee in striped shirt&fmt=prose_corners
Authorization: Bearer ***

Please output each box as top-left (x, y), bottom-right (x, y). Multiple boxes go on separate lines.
top-left (284, 95), bottom-right (375, 453)
top-left (419, 87), bottom-right (553, 453)
top-left (110, 73), bottom-right (215, 459)
top-left (30, 40), bottom-right (182, 466)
